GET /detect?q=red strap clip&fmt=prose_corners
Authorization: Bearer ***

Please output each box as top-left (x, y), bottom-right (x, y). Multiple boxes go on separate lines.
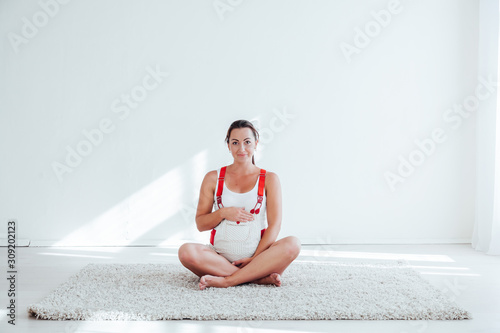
top-left (216, 196), bottom-right (223, 209)
top-left (250, 196), bottom-right (263, 214)
top-left (250, 169), bottom-right (266, 214)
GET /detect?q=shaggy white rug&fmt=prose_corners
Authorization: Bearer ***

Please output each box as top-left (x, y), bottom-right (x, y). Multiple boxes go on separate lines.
top-left (27, 260), bottom-right (471, 320)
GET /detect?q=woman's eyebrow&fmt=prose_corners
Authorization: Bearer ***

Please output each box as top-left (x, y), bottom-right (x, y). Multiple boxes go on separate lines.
top-left (231, 138), bottom-right (251, 141)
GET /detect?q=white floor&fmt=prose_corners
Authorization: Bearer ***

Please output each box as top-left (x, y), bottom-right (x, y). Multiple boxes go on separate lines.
top-left (1, 244), bottom-right (499, 333)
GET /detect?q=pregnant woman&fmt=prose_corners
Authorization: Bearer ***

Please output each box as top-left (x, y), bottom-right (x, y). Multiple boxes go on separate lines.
top-left (178, 119), bottom-right (301, 290)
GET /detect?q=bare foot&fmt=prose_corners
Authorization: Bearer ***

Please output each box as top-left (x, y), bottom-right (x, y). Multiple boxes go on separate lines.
top-left (253, 273), bottom-right (281, 287)
top-left (199, 275), bottom-right (229, 290)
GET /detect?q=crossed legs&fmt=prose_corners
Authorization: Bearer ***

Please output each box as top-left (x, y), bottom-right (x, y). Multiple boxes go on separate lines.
top-left (178, 236), bottom-right (301, 289)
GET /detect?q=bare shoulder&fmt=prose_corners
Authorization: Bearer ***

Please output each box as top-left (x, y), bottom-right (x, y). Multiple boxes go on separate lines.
top-left (265, 171), bottom-right (281, 188)
top-left (265, 171), bottom-right (279, 180)
top-left (201, 170), bottom-right (218, 191)
top-left (206, 169), bottom-right (218, 179)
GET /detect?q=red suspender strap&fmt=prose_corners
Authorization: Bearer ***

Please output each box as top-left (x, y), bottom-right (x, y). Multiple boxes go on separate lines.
top-left (258, 170), bottom-right (267, 237)
top-left (217, 166), bottom-right (226, 197)
top-left (258, 169), bottom-right (266, 197)
top-left (216, 166), bottom-right (226, 209)
top-left (210, 229), bottom-right (216, 245)
top-left (251, 169), bottom-right (266, 214)
top-left (212, 166), bottom-right (227, 245)
top-left (257, 169), bottom-right (266, 238)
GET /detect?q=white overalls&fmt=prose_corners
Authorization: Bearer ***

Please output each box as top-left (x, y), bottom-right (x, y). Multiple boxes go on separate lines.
top-left (206, 166), bottom-right (267, 262)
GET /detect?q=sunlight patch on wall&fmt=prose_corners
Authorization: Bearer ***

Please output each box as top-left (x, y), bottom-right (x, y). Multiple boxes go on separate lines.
top-left (53, 167), bottom-right (183, 246)
top-left (53, 150), bottom-right (209, 246)
top-left (125, 167), bottom-right (184, 242)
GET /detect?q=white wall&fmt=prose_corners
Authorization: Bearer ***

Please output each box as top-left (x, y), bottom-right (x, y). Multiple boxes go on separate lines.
top-left (0, 0), bottom-right (480, 246)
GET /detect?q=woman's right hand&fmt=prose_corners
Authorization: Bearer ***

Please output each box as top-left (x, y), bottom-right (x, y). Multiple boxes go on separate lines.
top-left (221, 207), bottom-right (254, 222)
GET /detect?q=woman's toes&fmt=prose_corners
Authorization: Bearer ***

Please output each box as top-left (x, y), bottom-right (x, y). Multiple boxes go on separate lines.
top-left (199, 276), bottom-right (208, 290)
top-left (199, 275), bottom-right (228, 289)
top-left (271, 273), bottom-right (281, 287)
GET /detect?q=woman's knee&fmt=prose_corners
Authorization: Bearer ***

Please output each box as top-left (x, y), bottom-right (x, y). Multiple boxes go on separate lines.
top-left (178, 243), bottom-right (198, 265)
top-left (284, 236), bottom-right (301, 258)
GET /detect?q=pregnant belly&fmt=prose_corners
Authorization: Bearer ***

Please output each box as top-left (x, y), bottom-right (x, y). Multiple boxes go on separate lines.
top-left (210, 220), bottom-right (266, 252)
top-left (221, 220), bottom-right (252, 241)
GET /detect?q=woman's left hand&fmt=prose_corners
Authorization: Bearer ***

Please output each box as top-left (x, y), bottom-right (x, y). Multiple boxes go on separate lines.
top-left (232, 257), bottom-right (253, 268)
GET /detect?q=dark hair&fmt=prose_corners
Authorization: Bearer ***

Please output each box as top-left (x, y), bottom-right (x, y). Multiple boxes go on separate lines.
top-left (225, 120), bottom-right (260, 165)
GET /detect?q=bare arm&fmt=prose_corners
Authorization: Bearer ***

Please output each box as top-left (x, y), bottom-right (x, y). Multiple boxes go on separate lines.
top-left (195, 170), bottom-right (255, 232)
top-left (195, 171), bottom-right (224, 232)
top-left (251, 171), bottom-right (282, 257)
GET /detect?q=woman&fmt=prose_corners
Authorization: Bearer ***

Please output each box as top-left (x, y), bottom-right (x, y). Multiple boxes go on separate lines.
top-left (178, 119), bottom-right (301, 290)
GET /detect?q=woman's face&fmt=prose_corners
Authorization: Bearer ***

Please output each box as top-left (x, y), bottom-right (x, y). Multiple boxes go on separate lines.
top-left (228, 127), bottom-right (257, 162)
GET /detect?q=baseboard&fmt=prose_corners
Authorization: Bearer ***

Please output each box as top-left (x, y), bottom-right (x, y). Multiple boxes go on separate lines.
top-left (28, 240), bottom-right (175, 247)
top-left (20, 238), bottom-right (473, 247)
top-left (298, 237), bottom-right (472, 245)
top-left (0, 238), bottom-right (31, 247)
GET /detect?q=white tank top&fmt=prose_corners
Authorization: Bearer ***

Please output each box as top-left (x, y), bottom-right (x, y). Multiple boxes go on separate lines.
top-left (211, 167), bottom-right (267, 260)
top-left (213, 167), bottom-right (267, 225)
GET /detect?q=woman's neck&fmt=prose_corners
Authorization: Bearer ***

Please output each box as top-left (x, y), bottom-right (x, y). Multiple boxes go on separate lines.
top-left (228, 162), bottom-right (258, 175)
